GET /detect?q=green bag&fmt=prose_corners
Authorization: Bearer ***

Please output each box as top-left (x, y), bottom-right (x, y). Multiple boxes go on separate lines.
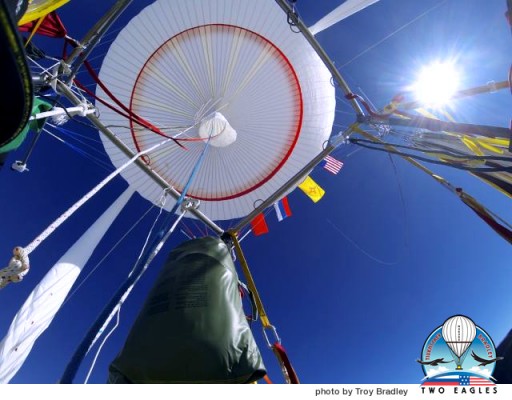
top-left (109, 236), bottom-right (266, 383)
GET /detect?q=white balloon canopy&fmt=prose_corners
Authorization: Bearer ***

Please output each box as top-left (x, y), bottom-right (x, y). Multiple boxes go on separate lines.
top-left (97, 0), bottom-right (336, 221)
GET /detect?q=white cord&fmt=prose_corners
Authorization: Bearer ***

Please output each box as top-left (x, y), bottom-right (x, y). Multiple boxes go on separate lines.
top-left (83, 306), bottom-right (121, 384)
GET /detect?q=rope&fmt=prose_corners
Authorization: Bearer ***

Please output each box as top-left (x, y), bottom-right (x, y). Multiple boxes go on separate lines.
top-left (82, 61), bottom-right (185, 147)
top-left (44, 128), bottom-right (113, 172)
top-left (0, 248), bottom-right (30, 290)
top-left (230, 233), bottom-right (271, 328)
top-left (228, 232), bottom-right (299, 384)
top-left (273, 343), bottom-right (300, 384)
top-left (85, 190), bottom-right (170, 355)
top-left (24, 16), bottom-right (46, 47)
top-left (353, 126), bottom-right (512, 246)
top-left (59, 122), bottom-right (213, 384)
top-left (350, 138), bottom-right (512, 172)
top-left (73, 80), bottom-right (183, 144)
top-left (64, 201), bottom-right (158, 306)
top-left (83, 307), bottom-right (120, 384)
top-left (340, 0), bottom-right (449, 68)
top-left (24, 136), bottom-right (173, 255)
top-left (326, 219), bottom-right (398, 266)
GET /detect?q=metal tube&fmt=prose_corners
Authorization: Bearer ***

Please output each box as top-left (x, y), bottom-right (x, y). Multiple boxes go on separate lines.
top-left (401, 80), bottom-right (510, 110)
top-left (29, 106), bottom-right (95, 121)
top-left (56, 81), bottom-right (224, 234)
top-left (274, 0), bottom-right (364, 116)
top-left (378, 115), bottom-right (512, 140)
top-left (64, 0), bottom-right (133, 84)
top-left (232, 125), bottom-right (356, 233)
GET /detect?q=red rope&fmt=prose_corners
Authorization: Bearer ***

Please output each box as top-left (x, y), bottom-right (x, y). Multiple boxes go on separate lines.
top-left (80, 62), bottom-right (224, 145)
top-left (82, 61), bottom-right (186, 148)
top-left (273, 342), bottom-right (300, 384)
top-left (345, 92), bottom-right (413, 121)
top-left (345, 92), bottom-right (398, 119)
top-left (181, 221), bottom-right (196, 240)
top-left (74, 79), bottom-right (172, 147)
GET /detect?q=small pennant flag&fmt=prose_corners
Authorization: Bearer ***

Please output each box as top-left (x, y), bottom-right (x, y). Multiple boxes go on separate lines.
top-left (274, 197), bottom-right (292, 222)
top-left (250, 213), bottom-right (269, 236)
top-left (320, 155), bottom-right (343, 175)
top-left (298, 176), bottom-right (325, 203)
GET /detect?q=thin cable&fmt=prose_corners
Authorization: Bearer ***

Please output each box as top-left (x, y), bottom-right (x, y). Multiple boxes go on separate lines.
top-left (387, 153), bottom-right (410, 254)
top-left (129, 191), bottom-right (168, 276)
top-left (83, 307), bottom-right (120, 384)
top-left (64, 201), bottom-right (157, 306)
top-left (352, 137), bottom-right (512, 162)
top-left (326, 219), bottom-right (398, 266)
top-left (27, 55), bottom-right (61, 76)
top-left (47, 123), bottom-right (103, 144)
top-left (60, 125), bottom-right (214, 383)
top-left (340, 0), bottom-right (449, 68)
top-left (44, 128), bottom-right (114, 172)
top-left (25, 135), bottom-right (174, 255)
top-left (351, 139), bottom-right (512, 172)
top-left (180, 229), bottom-right (194, 240)
top-left (50, 98), bottom-right (99, 131)
top-left (239, 228), bottom-right (253, 243)
top-left (85, 191), bottom-right (169, 354)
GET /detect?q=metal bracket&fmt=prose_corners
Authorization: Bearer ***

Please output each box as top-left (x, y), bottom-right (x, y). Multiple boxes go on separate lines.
top-left (263, 324), bottom-right (282, 348)
top-left (180, 198), bottom-right (200, 213)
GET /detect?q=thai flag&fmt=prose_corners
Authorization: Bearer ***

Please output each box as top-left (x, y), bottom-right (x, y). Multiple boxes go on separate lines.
top-left (320, 155), bottom-right (343, 175)
top-left (274, 197), bottom-right (292, 222)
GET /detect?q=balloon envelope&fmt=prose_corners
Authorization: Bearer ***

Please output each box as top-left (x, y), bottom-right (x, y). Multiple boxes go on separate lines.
top-left (96, 0), bottom-right (336, 221)
top-left (442, 315), bottom-right (476, 358)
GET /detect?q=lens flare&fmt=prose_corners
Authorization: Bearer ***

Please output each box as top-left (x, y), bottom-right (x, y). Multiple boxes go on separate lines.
top-left (412, 62), bottom-right (460, 107)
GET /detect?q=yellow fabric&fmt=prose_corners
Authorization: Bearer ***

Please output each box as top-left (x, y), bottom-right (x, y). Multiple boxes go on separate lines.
top-left (416, 109), bottom-right (508, 156)
top-left (476, 137), bottom-right (509, 148)
top-left (230, 233), bottom-right (297, 384)
top-left (475, 138), bottom-right (505, 154)
top-left (416, 108), bottom-right (439, 120)
top-left (230, 233), bottom-right (271, 328)
top-left (298, 176), bottom-right (325, 203)
top-left (353, 126), bottom-right (512, 245)
top-left (439, 109), bottom-right (456, 122)
top-left (472, 172), bottom-right (512, 200)
top-left (18, 0), bottom-right (70, 25)
top-left (24, 16), bottom-right (45, 46)
top-left (432, 153), bottom-right (484, 167)
top-left (461, 136), bottom-right (484, 156)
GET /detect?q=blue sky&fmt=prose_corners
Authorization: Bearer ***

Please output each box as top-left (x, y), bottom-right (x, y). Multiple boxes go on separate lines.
top-left (1, 0), bottom-right (512, 385)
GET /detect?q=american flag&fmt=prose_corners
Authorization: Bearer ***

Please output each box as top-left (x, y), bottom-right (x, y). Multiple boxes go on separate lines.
top-left (320, 155), bottom-right (343, 175)
top-left (423, 373), bottom-right (495, 386)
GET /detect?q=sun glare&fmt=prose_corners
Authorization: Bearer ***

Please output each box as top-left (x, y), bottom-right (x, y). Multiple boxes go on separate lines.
top-left (412, 62), bottom-right (460, 108)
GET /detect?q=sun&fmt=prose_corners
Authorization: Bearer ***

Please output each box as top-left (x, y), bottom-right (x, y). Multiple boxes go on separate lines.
top-left (411, 61), bottom-right (460, 108)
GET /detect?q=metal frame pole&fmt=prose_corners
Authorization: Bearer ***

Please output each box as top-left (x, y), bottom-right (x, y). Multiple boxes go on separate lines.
top-left (56, 0), bottom-right (364, 236)
top-left (56, 81), bottom-right (224, 234)
top-left (363, 114), bottom-right (512, 140)
top-left (274, 0), bottom-right (364, 116)
top-left (231, 126), bottom-right (356, 233)
top-left (63, 0), bottom-right (133, 84)
top-left (400, 80), bottom-right (510, 110)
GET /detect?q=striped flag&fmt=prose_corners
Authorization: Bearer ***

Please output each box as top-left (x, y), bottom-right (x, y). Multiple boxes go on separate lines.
top-left (273, 197), bottom-right (292, 222)
top-left (422, 373), bottom-right (495, 386)
top-left (320, 155), bottom-right (343, 175)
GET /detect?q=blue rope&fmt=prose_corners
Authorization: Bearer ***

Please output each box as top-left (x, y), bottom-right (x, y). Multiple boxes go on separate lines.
top-left (59, 135), bottom-right (212, 383)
